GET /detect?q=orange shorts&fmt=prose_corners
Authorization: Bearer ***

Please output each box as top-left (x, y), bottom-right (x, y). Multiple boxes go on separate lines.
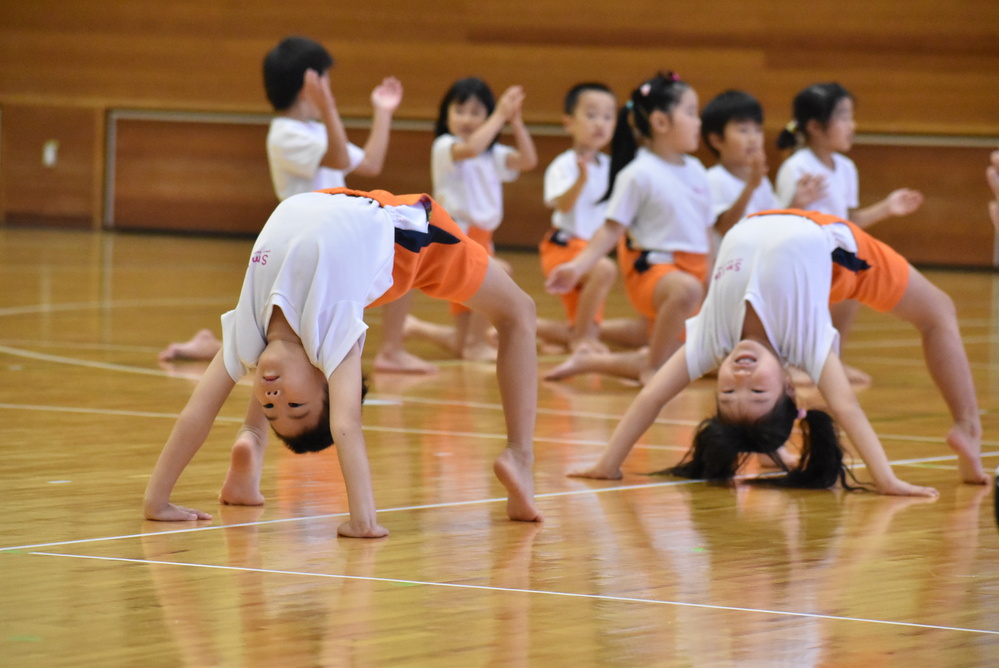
top-left (317, 188), bottom-right (491, 310)
top-left (449, 224), bottom-right (495, 315)
top-left (538, 229), bottom-right (605, 324)
top-left (828, 221), bottom-right (911, 312)
top-left (617, 237), bottom-right (708, 322)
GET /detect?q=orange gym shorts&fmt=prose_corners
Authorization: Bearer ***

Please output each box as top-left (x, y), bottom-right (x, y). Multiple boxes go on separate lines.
top-left (828, 220), bottom-right (911, 312)
top-left (538, 228), bottom-right (605, 324)
top-left (317, 188), bottom-right (491, 311)
top-left (617, 236), bottom-right (708, 322)
top-left (751, 209), bottom-right (911, 313)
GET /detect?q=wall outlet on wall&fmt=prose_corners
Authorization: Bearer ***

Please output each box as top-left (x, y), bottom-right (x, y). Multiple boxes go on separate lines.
top-left (42, 139), bottom-right (59, 168)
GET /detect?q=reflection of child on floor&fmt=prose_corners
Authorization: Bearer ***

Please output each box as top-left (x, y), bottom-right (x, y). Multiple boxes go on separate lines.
top-left (144, 189), bottom-right (544, 537)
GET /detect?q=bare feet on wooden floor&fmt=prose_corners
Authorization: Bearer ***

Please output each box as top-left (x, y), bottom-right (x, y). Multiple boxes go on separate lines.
top-left (218, 433), bottom-right (265, 506)
top-left (158, 329), bottom-right (222, 362)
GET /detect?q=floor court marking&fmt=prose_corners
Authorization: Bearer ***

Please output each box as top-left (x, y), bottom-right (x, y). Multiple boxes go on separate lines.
top-left (24, 551), bottom-right (999, 637)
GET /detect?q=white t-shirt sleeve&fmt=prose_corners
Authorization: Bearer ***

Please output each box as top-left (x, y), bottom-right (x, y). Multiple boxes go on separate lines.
top-left (492, 144), bottom-right (520, 183)
top-left (604, 167), bottom-right (641, 228)
top-left (774, 154), bottom-right (803, 208)
top-left (544, 151), bottom-right (577, 208)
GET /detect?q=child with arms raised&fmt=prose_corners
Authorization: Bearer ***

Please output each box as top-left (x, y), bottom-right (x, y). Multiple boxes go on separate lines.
top-left (774, 83), bottom-right (924, 384)
top-left (536, 82), bottom-right (620, 353)
top-left (160, 36), bottom-right (431, 374)
top-left (144, 189), bottom-right (543, 537)
top-left (406, 77), bottom-right (537, 362)
top-left (545, 72), bottom-right (715, 385)
top-left (569, 209), bottom-right (987, 493)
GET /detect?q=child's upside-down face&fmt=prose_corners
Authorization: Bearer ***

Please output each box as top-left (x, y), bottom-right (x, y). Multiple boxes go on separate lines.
top-left (715, 339), bottom-right (793, 423)
top-left (253, 339), bottom-right (328, 438)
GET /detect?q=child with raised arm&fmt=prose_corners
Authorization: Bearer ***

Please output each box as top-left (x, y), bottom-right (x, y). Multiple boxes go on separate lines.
top-left (536, 82), bottom-right (619, 353)
top-left (545, 72), bottom-right (714, 385)
top-left (160, 36), bottom-right (432, 374)
top-left (569, 209), bottom-right (987, 494)
top-left (406, 77), bottom-right (537, 362)
top-left (144, 189), bottom-right (543, 537)
top-left (700, 90), bottom-right (824, 233)
top-left (774, 83), bottom-right (925, 384)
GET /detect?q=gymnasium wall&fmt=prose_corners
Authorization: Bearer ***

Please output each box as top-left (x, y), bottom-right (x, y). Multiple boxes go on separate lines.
top-left (1, 1), bottom-right (997, 265)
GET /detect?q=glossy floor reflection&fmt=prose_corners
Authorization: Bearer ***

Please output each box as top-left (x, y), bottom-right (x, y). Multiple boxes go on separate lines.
top-left (1, 227), bottom-right (998, 666)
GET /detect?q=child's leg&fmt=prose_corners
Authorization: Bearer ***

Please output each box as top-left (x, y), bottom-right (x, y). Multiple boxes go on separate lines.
top-left (544, 347), bottom-right (649, 382)
top-left (645, 270), bottom-right (703, 374)
top-left (458, 310), bottom-right (498, 362)
top-left (889, 267), bottom-right (987, 484)
top-left (404, 315), bottom-right (459, 355)
top-left (569, 257), bottom-right (616, 352)
top-left (372, 291), bottom-right (438, 374)
top-left (597, 317), bottom-right (650, 349)
top-left (830, 300), bottom-right (872, 385)
top-left (463, 259), bottom-right (542, 522)
top-left (219, 398), bottom-right (270, 506)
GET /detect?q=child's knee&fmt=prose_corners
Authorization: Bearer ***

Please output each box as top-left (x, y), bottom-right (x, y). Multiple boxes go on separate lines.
top-left (589, 257), bottom-right (617, 285)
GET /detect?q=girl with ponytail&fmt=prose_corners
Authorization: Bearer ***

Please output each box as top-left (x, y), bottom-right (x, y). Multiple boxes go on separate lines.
top-left (545, 73), bottom-right (716, 385)
top-left (568, 209), bottom-right (987, 494)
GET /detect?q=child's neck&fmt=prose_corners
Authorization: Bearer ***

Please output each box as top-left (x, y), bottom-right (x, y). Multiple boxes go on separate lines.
top-left (282, 98), bottom-right (317, 123)
top-left (807, 143), bottom-right (837, 170)
top-left (720, 160), bottom-right (751, 181)
top-left (266, 307), bottom-right (302, 344)
top-left (649, 138), bottom-right (685, 166)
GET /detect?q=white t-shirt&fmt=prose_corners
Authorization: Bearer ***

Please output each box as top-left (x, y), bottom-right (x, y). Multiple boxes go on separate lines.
top-left (684, 212), bottom-right (860, 382)
top-left (605, 148), bottom-right (712, 254)
top-left (431, 134), bottom-right (518, 232)
top-left (775, 148), bottom-right (858, 219)
top-left (220, 192), bottom-right (429, 381)
top-left (706, 164), bottom-right (779, 219)
top-left (544, 149), bottom-right (610, 240)
top-left (266, 117), bottom-right (366, 201)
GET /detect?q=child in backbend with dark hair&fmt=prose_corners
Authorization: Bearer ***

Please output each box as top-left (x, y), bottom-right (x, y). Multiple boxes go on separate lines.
top-left (404, 77), bottom-right (537, 362)
top-left (545, 72), bottom-right (716, 385)
top-left (144, 188), bottom-right (543, 538)
top-left (568, 209), bottom-right (987, 494)
top-left (774, 82), bottom-right (925, 384)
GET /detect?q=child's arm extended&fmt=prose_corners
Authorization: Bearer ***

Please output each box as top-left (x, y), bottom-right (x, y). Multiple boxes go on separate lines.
top-left (352, 77), bottom-right (403, 177)
top-left (849, 188), bottom-right (923, 228)
top-left (302, 69), bottom-right (352, 171)
top-left (143, 352), bottom-right (237, 521)
top-left (817, 350), bottom-right (938, 497)
top-left (570, 346), bottom-right (692, 479)
top-left (504, 91), bottom-right (538, 172)
top-left (545, 218), bottom-right (626, 294)
top-left (328, 341), bottom-right (389, 538)
top-left (450, 86), bottom-right (524, 162)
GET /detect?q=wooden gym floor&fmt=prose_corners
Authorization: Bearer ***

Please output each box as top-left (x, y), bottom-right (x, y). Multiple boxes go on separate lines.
top-left (1, 226), bottom-right (997, 666)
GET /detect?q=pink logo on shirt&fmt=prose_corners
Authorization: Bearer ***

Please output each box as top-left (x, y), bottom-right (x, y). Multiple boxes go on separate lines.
top-left (251, 250), bottom-right (271, 266)
top-left (714, 258), bottom-right (743, 281)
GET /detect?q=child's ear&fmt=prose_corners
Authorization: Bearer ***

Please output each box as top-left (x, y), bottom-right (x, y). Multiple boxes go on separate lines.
top-left (805, 118), bottom-right (824, 139)
top-left (706, 131), bottom-right (725, 154)
top-left (562, 114), bottom-right (574, 133)
top-left (649, 109), bottom-right (671, 133)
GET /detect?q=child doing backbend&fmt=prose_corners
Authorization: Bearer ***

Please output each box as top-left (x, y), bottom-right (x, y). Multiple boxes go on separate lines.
top-left (775, 82), bottom-right (924, 384)
top-left (545, 72), bottom-right (718, 385)
top-left (569, 209), bottom-right (987, 494)
top-left (405, 77), bottom-right (538, 362)
top-left (144, 189), bottom-right (543, 537)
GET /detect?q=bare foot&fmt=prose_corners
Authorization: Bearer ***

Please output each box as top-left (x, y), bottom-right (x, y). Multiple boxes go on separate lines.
top-left (462, 341), bottom-right (498, 363)
top-left (493, 447), bottom-right (543, 522)
top-left (219, 432), bottom-right (266, 506)
top-left (403, 315), bottom-right (457, 354)
top-left (543, 352), bottom-right (588, 381)
top-left (569, 336), bottom-right (609, 354)
top-left (844, 364), bottom-right (872, 387)
top-left (373, 348), bottom-right (438, 375)
top-left (158, 329), bottom-right (222, 362)
top-left (947, 422), bottom-right (988, 485)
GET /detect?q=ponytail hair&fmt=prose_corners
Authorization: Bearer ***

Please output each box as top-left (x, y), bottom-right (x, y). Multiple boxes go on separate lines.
top-left (776, 82), bottom-right (852, 151)
top-left (601, 71), bottom-right (691, 202)
top-left (659, 395), bottom-right (864, 491)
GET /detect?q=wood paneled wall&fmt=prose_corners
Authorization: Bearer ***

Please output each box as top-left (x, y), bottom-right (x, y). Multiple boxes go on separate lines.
top-left (1, 1), bottom-right (997, 263)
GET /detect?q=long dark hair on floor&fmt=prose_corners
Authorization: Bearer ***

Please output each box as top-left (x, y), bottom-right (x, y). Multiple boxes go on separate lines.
top-left (657, 394), bottom-right (865, 490)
